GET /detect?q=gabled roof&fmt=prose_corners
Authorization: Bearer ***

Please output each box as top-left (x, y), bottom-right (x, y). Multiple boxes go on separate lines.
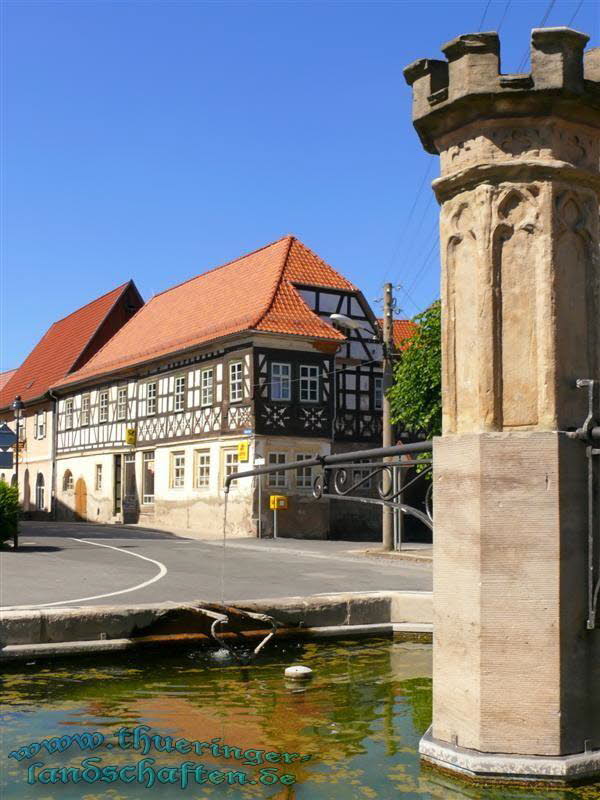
top-left (377, 318), bottom-right (417, 351)
top-left (0, 369), bottom-right (17, 392)
top-left (57, 236), bottom-right (355, 388)
top-left (0, 281), bottom-right (142, 408)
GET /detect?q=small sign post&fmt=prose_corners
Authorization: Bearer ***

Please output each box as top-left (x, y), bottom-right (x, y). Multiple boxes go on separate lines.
top-left (269, 495), bottom-right (288, 539)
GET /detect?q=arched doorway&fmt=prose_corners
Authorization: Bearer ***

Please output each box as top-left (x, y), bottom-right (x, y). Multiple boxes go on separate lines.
top-left (75, 478), bottom-right (87, 520)
top-left (36, 473), bottom-right (45, 511)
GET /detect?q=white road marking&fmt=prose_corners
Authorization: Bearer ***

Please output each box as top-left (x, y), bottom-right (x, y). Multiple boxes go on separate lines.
top-left (0, 538), bottom-right (168, 611)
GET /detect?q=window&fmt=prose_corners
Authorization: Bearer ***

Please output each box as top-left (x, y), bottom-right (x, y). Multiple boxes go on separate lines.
top-left (81, 394), bottom-right (91, 426)
top-left (147, 382), bottom-right (157, 416)
top-left (99, 391), bottom-right (109, 423)
top-left (170, 451), bottom-right (185, 488)
top-left (174, 375), bottom-right (186, 412)
top-left (143, 451), bottom-right (155, 504)
top-left (201, 368), bottom-right (213, 407)
top-left (223, 449), bottom-right (239, 486)
top-left (35, 473), bottom-right (45, 510)
top-left (63, 470), bottom-right (74, 492)
top-left (65, 399), bottom-right (73, 429)
top-left (35, 411), bottom-right (46, 439)
top-left (194, 449), bottom-right (211, 488)
top-left (18, 419), bottom-right (26, 442)
top-left (296, 453), bottom-right (314, 489)
top-left (374, 376), bottom-right (383, 410)
top-left (229, 362), bottom-right (243, 403)
top-left (95, 464), bottom-right (103, 491)
top-left (271, 363), bottom-right (291, 401)
top-left (268, 452), bottom-right (287, 488)
top-left (300, 365), bottom-right (319, 403)
top-left (117, 387), bottom-right (127, 420)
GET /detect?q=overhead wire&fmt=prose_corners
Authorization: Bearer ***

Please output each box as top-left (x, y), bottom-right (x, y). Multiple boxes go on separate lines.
top-left (517, 0), bottom-right (557, 72)
top-left (567, 0), bottom-right (585, 26)
top-left (497, 0), bottom-right (512, 32)
top-left (478, 0), bottom-right (493, 31)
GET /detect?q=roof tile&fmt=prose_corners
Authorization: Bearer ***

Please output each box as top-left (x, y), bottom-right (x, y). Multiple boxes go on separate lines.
top-left (57, 236), bottom-right (351, 387)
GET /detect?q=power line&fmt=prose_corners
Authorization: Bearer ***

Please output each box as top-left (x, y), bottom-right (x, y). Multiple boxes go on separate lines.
top-left (383, 160), bottom-right (433, 281)
top-left (478, 0), bottom-right (493, 31)
top-left (517, 0), bottom-right (557, 72)
top-left (405, 237), bottom-right (440, 299)
top-left (497, 0), bottom-right (512, 32)
top-left (568, 0), bottom-right (585, 26)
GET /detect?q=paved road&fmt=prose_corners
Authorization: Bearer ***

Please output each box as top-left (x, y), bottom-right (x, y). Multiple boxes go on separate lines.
top-left (0, 522), bottom-right (431, 609)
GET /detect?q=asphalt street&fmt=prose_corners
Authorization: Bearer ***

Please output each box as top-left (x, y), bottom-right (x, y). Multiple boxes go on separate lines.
top-left (0, 522), bottom-right (432, 610)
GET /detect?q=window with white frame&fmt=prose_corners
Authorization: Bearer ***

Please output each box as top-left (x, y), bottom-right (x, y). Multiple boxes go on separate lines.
top-left (99, 390), bottom-right (109, 423)
top-left (296, 453), bottom-right (314, 489)
top-left (143, 451), bottom-right (155, 503)
top-left (170, 451), bottom-right (185, 488)
top-left (117, 387), bottom-right (127, 420)
top-left (18, 420), bottom-right (26, 442)
top-left (268, 452), bottom-right (287, 488)
top-left (174, 375), bottom-right (186, 412)
top-left (374, 376), bottom-right (383, 410)
top-left (147, 382), bottom-right (157, 416)
top-left (352, 462), bottom-right (373, 490)
top-left (271, 362), bottom-right (291, 401)
top-left (35, 411), bottom-right (46, 439)
top-left (63, 470), bottom-right (74, 491)
top-left (229, 362), bottom-right (243, 403)
top-left (300, 365), bottom-right (319, 403)
top-left (194, 449), bottom-right (211, 488)
top-left (95, 464), bottom-right (103, 491)
top-left (81, 394), bottom-right (91, 426)
top-left (65, 399), bottom-right (73, 429)
top-left (201, 368), bottom-right (213, 407)
top-left (223, 449), bottom-right (239, 486)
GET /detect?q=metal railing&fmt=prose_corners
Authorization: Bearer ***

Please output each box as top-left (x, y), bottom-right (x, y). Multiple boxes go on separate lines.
top-left (225, 440), bottom-right (433, 548)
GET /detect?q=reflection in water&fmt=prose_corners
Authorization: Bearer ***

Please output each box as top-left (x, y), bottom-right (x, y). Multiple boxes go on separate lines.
top-left (1, 638), bottom-right (598, 799)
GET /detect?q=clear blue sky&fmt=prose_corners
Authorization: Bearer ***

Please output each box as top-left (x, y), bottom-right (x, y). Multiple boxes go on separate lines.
top-left (2, 0), bottom-right (598, 370)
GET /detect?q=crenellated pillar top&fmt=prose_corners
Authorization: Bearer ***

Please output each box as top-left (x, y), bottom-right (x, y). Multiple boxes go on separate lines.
top-left (404, 28), bottom-right (600, 157)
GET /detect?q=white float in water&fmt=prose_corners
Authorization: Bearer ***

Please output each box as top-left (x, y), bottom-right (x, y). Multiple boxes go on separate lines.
top-left (284, 665), bottom-right (313, 680)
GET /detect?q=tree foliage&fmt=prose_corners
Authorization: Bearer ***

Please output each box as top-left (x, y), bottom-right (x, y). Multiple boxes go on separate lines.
top-left (389, 300), bottom-right (442, 438)
top-left (0, 480), bottom-right (19, 543)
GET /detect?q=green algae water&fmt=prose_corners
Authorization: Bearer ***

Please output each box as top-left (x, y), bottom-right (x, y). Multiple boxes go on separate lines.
top-left (1, 638), bottom-right (598, 800)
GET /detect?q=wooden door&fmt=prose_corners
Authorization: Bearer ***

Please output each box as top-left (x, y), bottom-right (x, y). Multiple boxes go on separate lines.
top-left (75, 478), bottom-right (87, 520)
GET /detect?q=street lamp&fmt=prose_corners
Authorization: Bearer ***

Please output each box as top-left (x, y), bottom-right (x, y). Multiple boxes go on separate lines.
top-left (11, 395), bottom-right (24, 550)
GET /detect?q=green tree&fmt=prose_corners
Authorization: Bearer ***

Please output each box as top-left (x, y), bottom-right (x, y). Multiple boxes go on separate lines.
top-left (0, 480), bottom-right (19, 544)
top-left (389, 300), bottom-right (441, 438)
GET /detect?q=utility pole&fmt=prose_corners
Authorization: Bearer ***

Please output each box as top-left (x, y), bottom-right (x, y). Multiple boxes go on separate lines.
top-left (382, 283), bottom-right (394, 551)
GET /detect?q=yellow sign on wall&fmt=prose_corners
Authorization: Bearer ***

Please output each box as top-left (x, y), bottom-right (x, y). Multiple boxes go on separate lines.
top-left (125, 428), bottom-right (137, 446)
top-left (237, 441), bottom-right (249, 462)
top-left (269, 495), bottom-right (288, 511)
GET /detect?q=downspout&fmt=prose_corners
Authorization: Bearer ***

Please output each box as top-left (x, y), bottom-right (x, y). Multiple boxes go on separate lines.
top-left (48, 389), bottom-right (59, 520)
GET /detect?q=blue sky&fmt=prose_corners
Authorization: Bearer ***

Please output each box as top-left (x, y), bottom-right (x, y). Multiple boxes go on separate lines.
top-left (2, 0), bottom-right (598, 370)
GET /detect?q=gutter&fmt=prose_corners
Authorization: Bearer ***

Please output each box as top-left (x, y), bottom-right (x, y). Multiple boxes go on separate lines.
top-left (48, 389), bottom-right (58, 520)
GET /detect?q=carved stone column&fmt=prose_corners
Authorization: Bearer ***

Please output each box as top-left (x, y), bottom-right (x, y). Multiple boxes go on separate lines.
top-left (405, 29), bottom-right (600, 782)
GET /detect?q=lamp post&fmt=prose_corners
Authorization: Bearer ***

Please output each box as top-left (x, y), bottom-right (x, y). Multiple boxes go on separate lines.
top-left (11, 394), bottom-right (24, 550)
top-left (330, 287), bottom-right (395, 551)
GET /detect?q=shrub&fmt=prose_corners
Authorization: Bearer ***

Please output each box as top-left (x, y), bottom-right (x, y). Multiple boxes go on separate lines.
top-left (0, 480), bottom-right (19, 543)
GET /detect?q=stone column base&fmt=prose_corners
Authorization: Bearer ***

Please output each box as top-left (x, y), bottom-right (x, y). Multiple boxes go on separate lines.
top-left (419, 727), bottom-right (600, 785)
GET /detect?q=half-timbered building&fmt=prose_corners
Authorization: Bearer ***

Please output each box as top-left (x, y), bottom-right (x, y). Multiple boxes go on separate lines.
top-left (0, 282), bottom-right (144, 516)
top-left (52, 236), bottom-right (386, 538)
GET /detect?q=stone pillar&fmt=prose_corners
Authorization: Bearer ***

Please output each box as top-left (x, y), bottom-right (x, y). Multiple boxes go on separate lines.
top-left (404, 29), bottom-right (600, 783)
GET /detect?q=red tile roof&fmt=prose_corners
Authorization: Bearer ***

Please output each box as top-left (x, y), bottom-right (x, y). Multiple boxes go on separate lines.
top-left (0, 282), bottom-right (141, 409)
top-left (57, 236), bottom-right (354, 387)
top-left (0, 369), bottom-right (16, 392)
top-left (377, 318), bottom-right (417, 351)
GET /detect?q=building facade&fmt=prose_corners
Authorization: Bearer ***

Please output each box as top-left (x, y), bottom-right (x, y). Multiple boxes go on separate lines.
top-left (0, 282), bottom-right (144, 515)
top-left (51, 236), bottom-right (386, 538)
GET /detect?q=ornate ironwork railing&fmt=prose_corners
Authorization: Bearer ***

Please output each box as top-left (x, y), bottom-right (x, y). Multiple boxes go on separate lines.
top-left (225, 440), bottom-right (433, 547)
